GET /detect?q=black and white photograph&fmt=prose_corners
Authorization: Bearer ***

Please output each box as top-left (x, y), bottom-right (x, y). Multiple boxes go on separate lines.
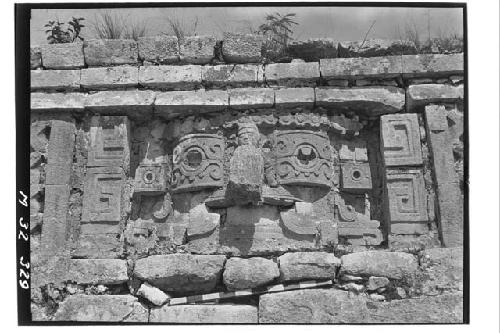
top-left (8, 1), bottom-right (497, 327)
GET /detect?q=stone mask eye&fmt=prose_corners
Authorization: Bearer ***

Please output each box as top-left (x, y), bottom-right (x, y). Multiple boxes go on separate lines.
top-left (296, 146), bottom-right (317, 165)
top-left (185, 150), bottom-right (203, 168)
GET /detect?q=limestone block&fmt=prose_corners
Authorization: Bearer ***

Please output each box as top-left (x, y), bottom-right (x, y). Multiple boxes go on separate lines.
top-left (259, 289), bottom-right (367, 323)
top-left (45, 120), bottom-right (76, 185)
top-left (275, 88), bottom-right (315, 109)
top-left (287, 38), bottom-right (337, 61)
top-left (420, 247), bottom-right (463, 294)
top-left (85, 90), bottom-right (156, 116)
top-left (150, 305), bottom-right (258, 323)
top-left (138, 36), bottom-right (179, 64)
top-left (65, 259), bottom-right (128, 285)
top-left (139, 65), bottom-right (202, 90)
top-left (320, 56), bottom-right (402, 79)
top-left (316, 87), bottom-right (405, 114)
top-left (31, 92), bottom-right (85, 112)
top-left (202, 64), bottom-right (262, 87)
top-left (380, 113), bottom-right (423, 166)
top-left (72, 233), bottom-right (124, 259)
top-left (31, 46), bottom-right (42, 69)
top-left (340, 251), bottom-right (418, 280)
top-left (228, 145), bottom-right (264, 204)
top-left (53, 295), bottom-right (148, 322)
top-left (278, 252), bottom-right (340, 282)
top-left (133, 254), bottom-right (226, 294)
top-left (402, 53), bottom-right (464, 77)
top-left (229, 87), bottom-right (274, 109)
top-left (81, 66), bottom-right (138, 90)
top-left (179, 36), bottom-right (216, 64)
top-left (425, 105), bottom-right (463, 246)
top-left (222, 33), bottom-right (263, 63)
top-left (406, 84), bottom-right (464, 112)
top-left (40, 184), bottom-right (70, 257)
top-left (280, 209), bottom-right (318, 236)
top-left (223, 257), bottom-right (279, 290)
top-left (265, 62), bottom-right (320, 86)
top-left (340, 163), bottom-right (372, 191)
top-left (187, 204), bottom-right (219, 238)
top-left (364, 292), bottom-right (463, 323)
top-left (338, 139), bottom-right (368, 162)
top-left (155, 90), bottom-right (228, 119)
top-left (31, 69), bottom-right (80, 91)
top-left (41, 43), bottom-right (85, 69)
top-left (366, 276), bottom-right (390, 291)
top-left (84, 39), bottom-right (138, 66)
top-left (337, 39), bottom-right (417, 58)
top-left (136, 282), bottom-right (170, 306)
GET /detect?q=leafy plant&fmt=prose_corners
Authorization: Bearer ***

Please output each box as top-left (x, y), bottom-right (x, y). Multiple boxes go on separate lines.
top-left (44, 17), bottom-right (85, 44)
top-left (257, 12), bottom-right (298, 61)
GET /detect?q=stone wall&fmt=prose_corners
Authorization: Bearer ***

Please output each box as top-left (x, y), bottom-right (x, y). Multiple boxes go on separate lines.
top-left (29, 34), bottom-right (465, 323)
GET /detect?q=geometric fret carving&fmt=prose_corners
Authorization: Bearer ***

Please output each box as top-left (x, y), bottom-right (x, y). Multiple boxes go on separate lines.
top-left (381, 114), bottom-right (423, 166)
top-left (171, 134), bottom-right (225, 193)
top-left (87, 116), bottom-right (130, 169)
top-left (385, 169), bottom-right (428, 223)
top-left (275, 130), bottom-right (333, 187)
top-left (81, 167), bottom-right (124, 223)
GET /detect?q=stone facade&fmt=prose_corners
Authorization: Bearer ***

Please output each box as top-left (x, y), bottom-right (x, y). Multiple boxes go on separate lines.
top-left (29, 35), bottom-right (465, 323)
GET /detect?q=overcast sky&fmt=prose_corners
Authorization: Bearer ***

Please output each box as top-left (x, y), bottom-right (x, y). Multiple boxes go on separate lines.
top-left (31, 6), bottom-right (463, 45)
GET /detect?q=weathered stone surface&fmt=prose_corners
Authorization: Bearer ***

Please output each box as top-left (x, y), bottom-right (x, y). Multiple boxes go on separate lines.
top-left (425, 105), bottom-right (463, 246)
top-left (139, 65), bottom-right (202, 90)
top-left (338, 39), bottom-right (417, 58)
top-left (380, 113), bottom-right (423, 166)
top-left (54, 295), bottom-right (148, 322)
top-left (40, 184), bottom-right (70, 257)
top-left (275, 88), bottom-right (315, 109)
top-left (202, 64), bottom-right (262, 87)
top-left (287, 38), bottom-right (337, 61)
top-left (72, 233), bottom-right (124, 259)
top-left (222, 33), bottom-right (263, 63)
top-left (402, 53), bottom-right (463, 77)
top-left (229, 88), bottom-right (274, 109)
top-left (133, 254), bottom-right (226, 294)
top-left (280, 209), bottom-right (318, 236)
top-left (45, 120), bottom-right (76, 185)
top-left (150, 305), bottom-right (258, 323)
top-left (228, 145), bottom-right (264, 204)
top-left (420, 247), bottom-right (463, 295)
top-left (320, 56), bottom-right (402, 79)
top-left (187, 204), bottom-right (219, 238)
top-left (84, 39), bottom-right (139, 66)
top-left (265, 62), bottom-right (320, 86)
top-left (259, 289), bottom-right (367, 323)
top-left (340, 251), bottom-right (418, 279)
top-left (366, 276), bottom-right (390, 291)
top-left (138, 36), bottom-right (179, 64)
top-left (136, 282), bottom-right (170, 306)
top-left (365, 292), bottom-right (463, 323)
top-left (85, 90), bottom-right (155, 116)
top-left (220, 205), bottom-right (317, 256)
top-left (31, 46), bottom-right (42, 69)
top-left (223, 257), bottom-right (279, 290)
top-left (65, 259), bottom-right (128, 284)
top-left (259, 288), bottom-right (462, 323)
top-left (340, 163), bottom-right (372, 191)
top-left (41, 43), bottom-right (85, 69)
top-left (31, 92), bottom-right (85, 112)
top-left (407, 84), bottom-right (464, 112)
top-left (179, 36), bottom-right (215, 64)
top-left (278, 252), bottom-right (340, 282)
top-left (316, 87), bottom-right (405, 114)
top-left (155, 90), bottom-right (228, 119)
top-left (81, 66), bottom-right (138, 89)
top-left (31, 69), bottom-right (81, 91)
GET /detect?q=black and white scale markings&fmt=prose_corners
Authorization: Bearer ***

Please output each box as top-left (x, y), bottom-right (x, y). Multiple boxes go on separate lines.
top-left (168, 279), bottom-right (333, 306)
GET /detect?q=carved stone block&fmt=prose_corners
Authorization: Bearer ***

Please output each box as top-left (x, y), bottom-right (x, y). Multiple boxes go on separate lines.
top-left (380, 114), bottom-right (423, 166)
top-left (171, 134), bottom-right (224, 193)
top-left (275, 130), bottom-right (333, 187)
top-left (134, 163), bottom-right (169, 195)
top-left (338, 139), bottom-right (368, 162)
top-left (82, 167), bottom-right (124, 223)
top-left (88, 116), bottom-right (130, 169)
top-left (385, 169), bottom-right (428, 224)
top-left (341, 163), bottom-right (372, 191)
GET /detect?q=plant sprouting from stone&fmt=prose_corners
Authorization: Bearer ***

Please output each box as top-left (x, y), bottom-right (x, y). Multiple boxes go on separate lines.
top-left (44, 17), bottom-right (85, 44)
top-left (258, 12), bottom-right (298, 61)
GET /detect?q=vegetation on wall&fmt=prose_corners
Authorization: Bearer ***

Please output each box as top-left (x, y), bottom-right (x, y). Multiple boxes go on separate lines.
top-left (91, 11), bottom-right (149, 41)
top-left (257, 12), bottom-right (298, 62)
top-left (44, 17), bottom-right (85, 44)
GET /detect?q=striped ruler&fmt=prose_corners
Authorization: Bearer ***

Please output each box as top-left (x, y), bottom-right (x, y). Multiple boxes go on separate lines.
top-left (169, 279), bottom-right (333, 306)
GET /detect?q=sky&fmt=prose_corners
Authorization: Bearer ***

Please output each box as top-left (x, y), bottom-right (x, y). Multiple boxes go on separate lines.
top-left (31, 6), bottom-right (464, 45)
